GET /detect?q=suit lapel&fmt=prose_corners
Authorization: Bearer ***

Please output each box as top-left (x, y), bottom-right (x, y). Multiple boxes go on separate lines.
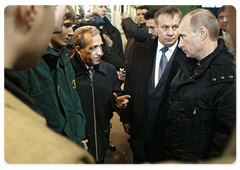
top-left (158, 48), bottom-right (182, 105)
top-left (152, 46), bottom-right (181, 96)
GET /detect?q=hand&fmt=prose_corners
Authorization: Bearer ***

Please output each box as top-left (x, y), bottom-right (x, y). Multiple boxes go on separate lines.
top-left (123, 123), bottom-right (130, 134)
top-left (81, 139), bottom-right (88, 151)
top-left (113, 92), bottom-right (131, 109)
top-left (120, 13), bottom-right (129, 20)
top-left (116, 71), bottom-right (126, 81)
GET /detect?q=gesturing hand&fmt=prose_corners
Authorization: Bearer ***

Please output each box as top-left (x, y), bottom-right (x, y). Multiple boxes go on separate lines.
top-left (113, 92), bottom-right (131, 109)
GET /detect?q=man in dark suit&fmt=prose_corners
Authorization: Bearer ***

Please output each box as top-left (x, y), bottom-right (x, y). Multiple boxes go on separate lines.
top-left (120, 6), bottom-right (184, 163)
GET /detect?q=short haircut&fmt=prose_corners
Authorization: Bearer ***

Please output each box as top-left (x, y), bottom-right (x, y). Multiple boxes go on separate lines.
top-left (72, 26), bottom-right (100, 49)
top-left (187, 8), bottom-right (220, 41)
top-left (154, 6), bottom-right (182, 25)
top-left (144, 8), bottom-right (159, 20)
top-left (66, 5), bottom-right (76, 22)
top-left (136, 6), bottom-right (149, 11)
top-left (218, 5), bottom-right (227, 18)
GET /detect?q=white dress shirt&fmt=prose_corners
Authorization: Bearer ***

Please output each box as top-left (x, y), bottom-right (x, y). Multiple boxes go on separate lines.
top-left (154, 39), bottom-right (178, 87)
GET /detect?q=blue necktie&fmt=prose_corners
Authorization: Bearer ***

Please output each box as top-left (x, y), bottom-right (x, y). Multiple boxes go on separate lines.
top-left (158, 47), bottom-right (169, 81)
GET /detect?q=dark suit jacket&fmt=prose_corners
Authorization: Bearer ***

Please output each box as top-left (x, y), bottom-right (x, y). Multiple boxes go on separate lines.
top-left (121, 38), bottom-right (183, 161)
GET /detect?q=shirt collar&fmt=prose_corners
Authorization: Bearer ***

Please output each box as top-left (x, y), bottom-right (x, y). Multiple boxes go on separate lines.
top-left (85, 65), bottom-right (94, 70)
top-left (157, 39), bottom-right (178, 53)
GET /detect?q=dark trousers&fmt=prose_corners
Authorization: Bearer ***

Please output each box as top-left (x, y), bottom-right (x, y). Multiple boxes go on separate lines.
top-left (133, 144), bottom-right (151, 164)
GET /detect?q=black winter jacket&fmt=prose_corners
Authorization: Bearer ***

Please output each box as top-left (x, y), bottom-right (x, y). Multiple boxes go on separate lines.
top-left (122, 17), bottom-right (149, 66)
top-left (70, 52), bottom-right (122, 163)
top-left (103, 17), bottom-right (124, 63)
top-left (163, 38), bottom-right (236, 162)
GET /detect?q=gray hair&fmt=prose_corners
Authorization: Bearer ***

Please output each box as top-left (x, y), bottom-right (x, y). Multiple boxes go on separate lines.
top-left (72, 26), bottom-right (100, 49)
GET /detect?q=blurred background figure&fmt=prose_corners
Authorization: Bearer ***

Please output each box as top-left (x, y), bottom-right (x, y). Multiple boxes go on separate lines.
top-left (217, 5), bottom-right (228, 37)
top-left (92, 5), bottom-right (124, 63)
top-left (144, 8), bottom-right (159, 40)
top-left (121, 5), bottom-right (149, 67)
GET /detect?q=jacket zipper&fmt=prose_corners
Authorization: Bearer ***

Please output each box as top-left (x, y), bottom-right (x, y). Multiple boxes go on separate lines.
top-left (192, 107), bottom-right (198, 153)
top-left (89, 70), bottom-right (99, 162)
top-left (193, 107), bottom-right (197, 115)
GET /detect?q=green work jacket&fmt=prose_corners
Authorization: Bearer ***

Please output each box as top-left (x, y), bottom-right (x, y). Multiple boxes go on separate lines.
top-left (19, 46), bottom-right (86, 148)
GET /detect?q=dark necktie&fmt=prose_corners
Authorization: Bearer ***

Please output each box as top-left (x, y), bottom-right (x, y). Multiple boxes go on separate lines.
top-left (88, 68), bottom-right (94, 79)
top-left (158, 46), bottom-right (169, 81)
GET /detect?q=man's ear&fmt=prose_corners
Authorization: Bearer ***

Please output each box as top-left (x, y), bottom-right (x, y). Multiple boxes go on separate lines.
top-left (19, 5), bottom-right (37, 30)
top-left (199, 26), bottom-right (207, 41)
top-left (75, 45), bottom-right (82, 55)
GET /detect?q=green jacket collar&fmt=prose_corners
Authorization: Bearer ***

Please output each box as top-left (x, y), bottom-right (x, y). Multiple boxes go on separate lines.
top-left (44, 46), bottom-right (68, 57)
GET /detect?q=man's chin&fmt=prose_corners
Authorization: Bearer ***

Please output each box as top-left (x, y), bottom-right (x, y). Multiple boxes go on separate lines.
top-left (93, 60), bottom-right (101, 65)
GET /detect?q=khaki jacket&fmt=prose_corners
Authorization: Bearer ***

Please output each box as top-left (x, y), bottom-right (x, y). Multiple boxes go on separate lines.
top-left (4, 89), bottom-right (94, 164)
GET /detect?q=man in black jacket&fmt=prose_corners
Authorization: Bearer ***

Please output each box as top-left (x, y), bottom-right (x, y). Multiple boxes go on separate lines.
top-left (121, 6), bottom-right (149, 66)
top-left (120, 6), bottom-right (183, 163)
top-left (90, 8), bottom-right (125, 149)
top-left (92, 5), bottom-right (124, 63)
top-left (163, 8), bottom-right (236, 162)
top-left (70, 26), bottom-right (130, 163)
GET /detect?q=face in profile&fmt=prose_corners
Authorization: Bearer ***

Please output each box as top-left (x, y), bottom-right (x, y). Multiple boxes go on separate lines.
top-left (146, 18), bottom-right (158, 39)
top-left (136, 9), bottom-right (148, 24)
top-left (92, 5), bottom-right (107, 19)
top-left (77, 33), bottom-right (103, 67)
top-left (178, 15), bottom-right (202, 60)
top-left (50, 7), bottom-right (74, 49)
top-left (156, 14), bottom-right (180, 48)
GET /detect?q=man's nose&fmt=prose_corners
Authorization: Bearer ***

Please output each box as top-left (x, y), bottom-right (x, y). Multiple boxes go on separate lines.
top-left (178, 38), bottom-right (184, 49)
top-left (223, 16), bottom-right (227, 22)
top-left (167, 28), bottom-right (173, 35)
top-left (97, 47), bottom-right (103, 56)
top-left (148, 29), bottom-right (152, 34)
